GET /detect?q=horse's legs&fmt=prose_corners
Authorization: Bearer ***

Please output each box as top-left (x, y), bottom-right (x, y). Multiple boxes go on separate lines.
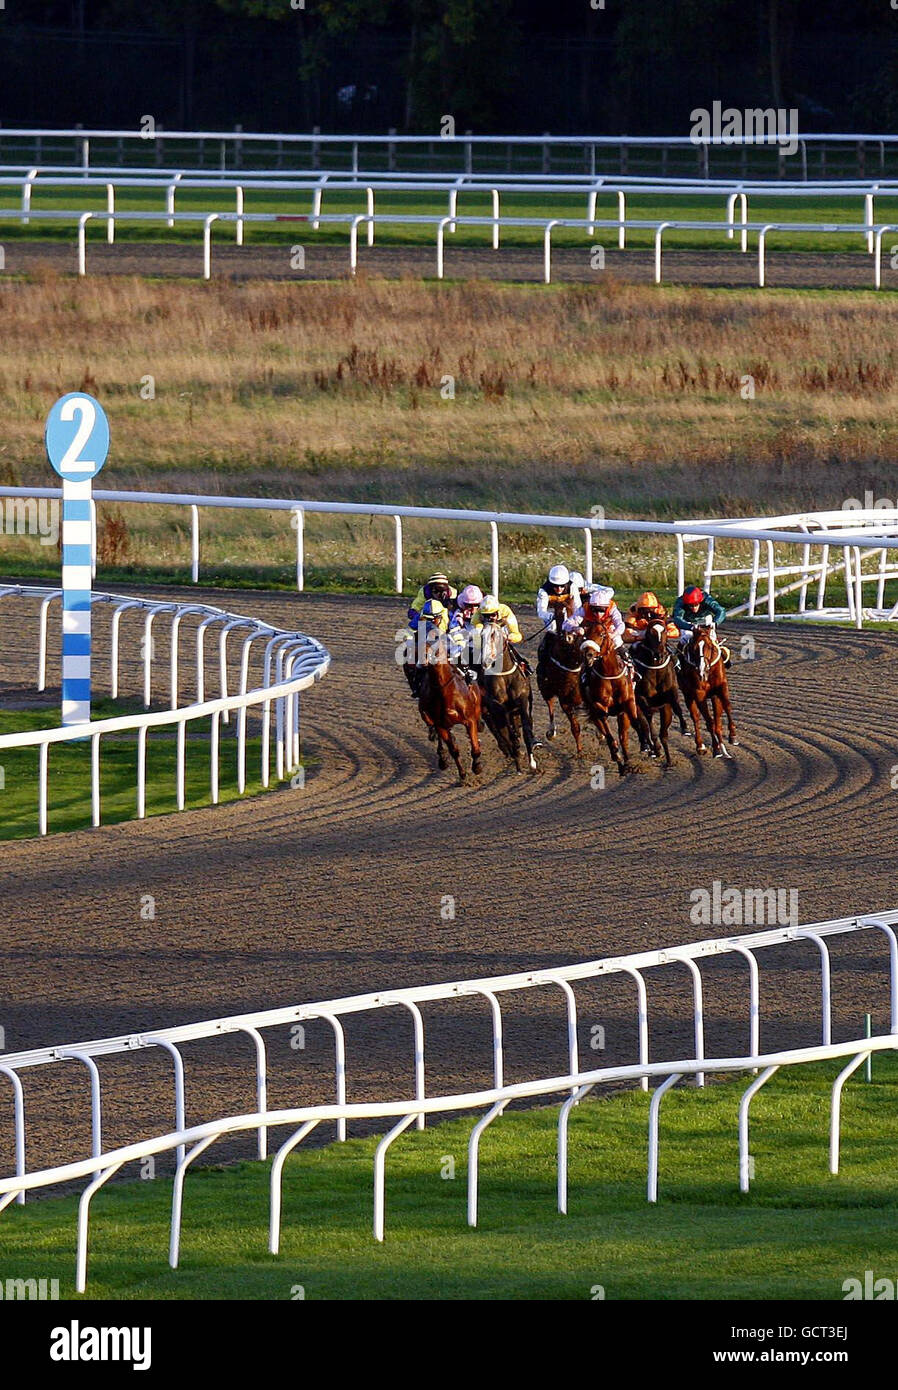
top-left (631, 697), bottom-right (653, 756)
top-left (710, 695), bottom-right (731, 759)
top-left (719, 682), bottom-right (739, 745)
top-left (486, 698), bottom-right (514, 759)
top-left (659, 701), bottom-right (673, 767)
top-left (434, 726), bottom-right (452, 770)
top-left (688, 697), bottom-right (707, 754)
top-left (672, 687), bottom-right (688, 735)
top-left (544, 695), bottom-right (557, 741)
top-left (590, 709), bottom-right (623, 772)
top-left (519, 697), bottom-right (538, 772)
top-left (617, 712), bottom-right (633, 775)
top-left (468, 718), bottom-right (483, 776)
top-left (701, 696), bottom-right (723, 756)
top-left (566, 703), bottom-right (584, 757)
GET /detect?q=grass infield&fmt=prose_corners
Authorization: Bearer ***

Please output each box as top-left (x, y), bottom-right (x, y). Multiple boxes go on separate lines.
top-left (0, 701), bottom-right (289, 839)
top-left (0, 1062), bottom-right (895, 1300)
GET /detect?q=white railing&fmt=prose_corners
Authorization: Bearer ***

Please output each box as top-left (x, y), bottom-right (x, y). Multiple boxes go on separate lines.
top-left (3, 488), bottom-right (898, 629)
top-left (9, 166), bottom-right (898, 258)
top-left (0, 586), bottom-right (330, 834)
top-left (1, 910), bottom-right (895, 1289)
top-left (8, 202), bottom-right (898, 290)
top-left (3, 127), bottom-right (898, 178)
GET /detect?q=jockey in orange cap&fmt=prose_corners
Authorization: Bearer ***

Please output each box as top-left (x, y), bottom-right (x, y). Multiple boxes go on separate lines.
top-left (623, 591), bottom-right (679, 645)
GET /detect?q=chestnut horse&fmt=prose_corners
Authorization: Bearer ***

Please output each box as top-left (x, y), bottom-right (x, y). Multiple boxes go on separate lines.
top-left (676, 620), bottom-right (738, 759)
top-left (536, 612), bottom-right (585, 755)
top-left (580, 627), bottom-right (649, 775)
top-left (479, 620), bottom-right (538, 773)
top-left (417, 632), bottom-right (483, 780)
top-left (629, 618), bottom-right (687, 768)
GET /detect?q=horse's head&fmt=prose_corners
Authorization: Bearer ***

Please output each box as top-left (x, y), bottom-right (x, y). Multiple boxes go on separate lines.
top-left (581, 627), bottom-right (620, 676)
top-left (551, 594), bottom-right (574, 633)
top-left (558, 616), bottom-right (583, 654)
top-left (479, 616), bottom-right (505, 673)
top-left (645, 619), bottom-right (666, 653)
top-left (688, 617), bottom-right (716, 679)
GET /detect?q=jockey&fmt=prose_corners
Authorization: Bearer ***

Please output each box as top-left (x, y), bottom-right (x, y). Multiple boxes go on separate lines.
top-left (581, 585), bottom-right (633, 671)
top-left (569, 571), bottom-right (589, 611)
top-left (447, 584), bottom-right (483, 678)
top-left (672, 585), bottom-right (727, 637)
top-left (405, 597), bottom-right (449, 699)
top-left (408, 573), bottom-right (457, 631)
top-left (672, 586), bottom-right (730, 665)
top-left (474, 593), bottom-right (530, 674)
top-left (623, 590), bottom-right (680, 644)
top-left (449, 583), bottom-right (484, 634)
top-left (536, 564), bottom-right (581, 629)
top-left (581, 585), bottom-right (626, 647)
top-left (474, 593), bottom-right (523, 643)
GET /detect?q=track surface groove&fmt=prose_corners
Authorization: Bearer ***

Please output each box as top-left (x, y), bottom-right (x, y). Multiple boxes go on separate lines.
top-left (1, 586), bottom-right (897, 1174)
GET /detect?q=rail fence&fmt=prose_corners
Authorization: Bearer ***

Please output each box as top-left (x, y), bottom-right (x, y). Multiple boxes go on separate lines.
top-left (8, 167), bottom-right (898, 252)
top-left (3, 128), bottom-right (898, 178)
top-left (2, 488), bottom-right (897, 630)
top-left (9, 197), bottom-right (898, 291)
top-left (0, 585), bottom-right (330, 834)
top-left (1, 910), bottom-right (895, 1289)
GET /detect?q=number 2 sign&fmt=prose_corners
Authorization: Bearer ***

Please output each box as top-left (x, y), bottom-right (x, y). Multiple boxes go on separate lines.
top-left (45, 392), bottom-right (110, 481)
top-left (44, 392), bottom-right (111, 727)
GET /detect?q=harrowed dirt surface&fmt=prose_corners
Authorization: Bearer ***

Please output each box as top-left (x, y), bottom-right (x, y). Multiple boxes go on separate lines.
top-left (1, 586), bottom-right (897, 1182)
top-left (4, 240), bottom-right (897, 290)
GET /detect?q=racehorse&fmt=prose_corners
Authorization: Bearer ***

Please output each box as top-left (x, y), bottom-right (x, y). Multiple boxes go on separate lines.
top-left (417, 631), bottom-right (484, 780)
top-left (675, 617), bottom-right (738, 759)
top-left (629, 618), bottom-right (687, 768)
top-left (478, 620), bottom-right (538, 773)
top-left (580, 627), bottom-right (650, 776)
top-left (536, 613), bottom-right (585, 755)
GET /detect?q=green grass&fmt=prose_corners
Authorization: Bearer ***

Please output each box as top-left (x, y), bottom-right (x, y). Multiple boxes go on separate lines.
top-left (1, 1061), bottom-right (896, 1300)
top-left (4, 189), bottom-right (896, 253)
top-left (0, 700), bottom-right (290, 839)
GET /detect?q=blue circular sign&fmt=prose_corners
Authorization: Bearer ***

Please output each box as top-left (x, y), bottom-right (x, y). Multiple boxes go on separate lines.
top-left (45, 392), bottom-right (110, 482)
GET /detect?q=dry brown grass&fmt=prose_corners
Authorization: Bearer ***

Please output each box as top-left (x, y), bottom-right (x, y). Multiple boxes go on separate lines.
top-left (2, 271), bottom-right (898, 524)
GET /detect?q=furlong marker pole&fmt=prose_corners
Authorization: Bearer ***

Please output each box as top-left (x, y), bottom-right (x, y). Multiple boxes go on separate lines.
top-left (60, 478), bottom-right (94, 723)
top-left (44, 392), bottom-right (110, 727)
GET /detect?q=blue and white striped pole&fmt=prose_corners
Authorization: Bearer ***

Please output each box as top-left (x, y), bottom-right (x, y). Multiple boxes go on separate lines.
top-left (45, 393), bottom-right (110, 729)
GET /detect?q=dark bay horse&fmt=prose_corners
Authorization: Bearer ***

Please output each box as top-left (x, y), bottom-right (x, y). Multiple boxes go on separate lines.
top-left (676, 620), bottom-right (739, 759)
top-left (580, 628), bottom-right (649, 775)
top-left (479, 620), bottom-right (538, 773)
top-left (417, 632), bottom-right (484, 780)
top-left (629, 618), bottom-right (687, 768)
top-left (536, 615), bottom-right (585, 755)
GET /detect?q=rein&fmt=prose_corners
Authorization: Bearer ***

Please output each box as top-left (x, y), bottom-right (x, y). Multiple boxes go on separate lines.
top-left (549, 653), bottom-right (582, 674)
top-left (630, 647), bottom-right (671, 671)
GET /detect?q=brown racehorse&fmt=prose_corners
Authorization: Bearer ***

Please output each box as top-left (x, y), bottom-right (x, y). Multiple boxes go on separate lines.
top-left (536, 612), bottom-right (585, 755)
top-left (417, 630), bottom-right (484, 780)
top-left (580, 627), bottom-right (649, 775)
top-left (479, 620), bottom-right (538, 773)
top-left (676, 619), bottom-right (739, 759)
top-left (629, 618), bottom-right (687, 768)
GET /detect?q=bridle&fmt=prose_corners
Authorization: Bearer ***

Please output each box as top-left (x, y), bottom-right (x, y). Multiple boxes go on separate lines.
top-left (480, 621), bottom-right (518, 678)
top-left (682, 627), bottom-right (722, 677)
top-left (630, 623), bottom-right (671, 672)
top-left (582, 635), bottom-right (630, 682)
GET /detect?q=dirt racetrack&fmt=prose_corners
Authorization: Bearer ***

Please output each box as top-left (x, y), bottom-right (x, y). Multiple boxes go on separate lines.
top-left (2, 587), bottom-right (898, 1176)
top-left (4, 240), bottom-right (898, 291)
